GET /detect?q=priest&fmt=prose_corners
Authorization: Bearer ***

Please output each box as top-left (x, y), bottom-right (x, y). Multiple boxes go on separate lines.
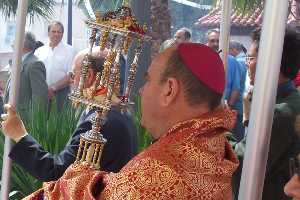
top-left (4, 43), bottom-right (239, 200)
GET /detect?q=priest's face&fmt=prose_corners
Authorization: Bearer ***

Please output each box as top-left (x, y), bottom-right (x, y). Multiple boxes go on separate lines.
top-left (139, 49), bottom-right (172, 139)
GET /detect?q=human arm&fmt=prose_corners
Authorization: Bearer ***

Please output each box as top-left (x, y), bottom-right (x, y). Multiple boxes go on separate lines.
top-left (49, 48), bottom-right (75, 95)
top-left (227, 90), bottom-right (240, 107)
top-left (9, 120), bottom-right (91, 182)
top-left (48, 75), bottom-right (70, 95)
top-left (284, 174), bottom-right (300, 199)
top-left (1, 104), bottom-right (92, 181)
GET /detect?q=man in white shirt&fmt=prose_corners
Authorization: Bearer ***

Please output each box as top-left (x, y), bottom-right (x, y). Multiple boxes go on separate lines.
top-left (35, 21), bottom-right (75, 110)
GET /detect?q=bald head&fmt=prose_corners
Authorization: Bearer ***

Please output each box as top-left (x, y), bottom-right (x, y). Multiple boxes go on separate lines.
top-left (73, 47), bottom-right (108, 72)
top-left (71, 48), bottom-right (107, 88)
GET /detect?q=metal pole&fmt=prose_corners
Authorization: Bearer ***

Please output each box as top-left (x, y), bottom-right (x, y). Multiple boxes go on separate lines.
top-left (67, 0), bottom-right (73, 45)
top-left (1, 0), bottom-right (28, 199)
top-left (219, 0), bottom-right (232, 70)
top-left (238, 1), bottom-right (289, 200)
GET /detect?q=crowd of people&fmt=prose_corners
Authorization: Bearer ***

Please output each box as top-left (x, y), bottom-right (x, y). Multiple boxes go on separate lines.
top-left (0, 21), bottom-right (300, 199)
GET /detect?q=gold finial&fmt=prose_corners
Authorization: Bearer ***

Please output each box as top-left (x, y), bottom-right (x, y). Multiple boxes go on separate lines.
top-left (122, 0), bottom-right (130, 7)
top-left (143, 24), bottom-right (148, 33)
top-left (70, 0), bottom-right (151, 171)
top-left (99, 29), bottom-right (110, 51)
top-left (123, 34), bottom-right (132, 55)
top-left (95, 11), bottom-right (102, 23)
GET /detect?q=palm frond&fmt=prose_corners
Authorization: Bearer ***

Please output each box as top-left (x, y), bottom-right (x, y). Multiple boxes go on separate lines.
top-left (75, 0), bottom-right (123, 18)
top-left (232, 0), bottom-right (263, 11)
top-left (210, 0), bottom-right (263, 12)
top-left (0, 0), bottom-right (56, 21)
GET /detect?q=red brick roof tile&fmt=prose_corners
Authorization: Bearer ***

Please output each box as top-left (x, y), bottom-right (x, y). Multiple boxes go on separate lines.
top-left (195, 0), bottom-right (300, 28)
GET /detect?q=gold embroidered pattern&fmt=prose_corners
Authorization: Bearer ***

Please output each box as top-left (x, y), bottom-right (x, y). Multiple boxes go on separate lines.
top-left (100, 108), bottom-right (239, 200)
top-left (24, 108), bottom-right (238, 200)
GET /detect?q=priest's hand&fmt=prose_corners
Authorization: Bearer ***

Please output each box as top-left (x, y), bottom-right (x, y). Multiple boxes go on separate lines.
top-left (1, 104), bottom-right (28, 142)
top-left (284, 174), bottom-right (300, 200)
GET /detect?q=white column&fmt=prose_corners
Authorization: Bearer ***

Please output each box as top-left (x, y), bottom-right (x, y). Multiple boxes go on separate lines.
top-left (1, 0), bottom-right (28, 199)
top-left (238, 1), bottom-right (289, 200)
top-left (219, 0), bottom-right (232, 70)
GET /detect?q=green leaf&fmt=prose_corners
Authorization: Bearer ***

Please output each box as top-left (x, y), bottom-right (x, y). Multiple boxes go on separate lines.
top-left (0, 102), bottom-right (81, 199)
top-left (0, 0), bottom-right (56, 21)
top-left (134, 95), bottom-right (152, 152)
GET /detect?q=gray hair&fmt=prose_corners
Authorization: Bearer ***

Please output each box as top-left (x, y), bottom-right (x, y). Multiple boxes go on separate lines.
top-left (48, 21), bottom-right (64, 33)
top-left (229, 40), bottom-right (247, 53)
top-left (178, 27), bottom-right (192, 40)
top-left (24, 32), bottom-right (37, 50)
top-left (229, 41), bottom-right (242, 50)
top-left (206, 28), bottom-right (220, 38)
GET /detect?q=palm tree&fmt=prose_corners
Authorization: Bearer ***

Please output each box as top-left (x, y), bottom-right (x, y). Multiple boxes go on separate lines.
top-left (0, 0), bottom-right (56, 21)
top-left (75, 0), bottom-right (124, 18)
top-left (150, 0), bottom-right (171, 56)
top-left (231, 0), bottom-right (299, 15)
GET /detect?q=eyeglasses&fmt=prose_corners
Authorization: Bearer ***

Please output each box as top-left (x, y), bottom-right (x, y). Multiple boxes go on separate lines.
top-left (245, 55), bottom-right (256, 62)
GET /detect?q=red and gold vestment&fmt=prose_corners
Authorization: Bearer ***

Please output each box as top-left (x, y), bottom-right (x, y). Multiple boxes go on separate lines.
top-left (25, 108), bottom-right (239, 200)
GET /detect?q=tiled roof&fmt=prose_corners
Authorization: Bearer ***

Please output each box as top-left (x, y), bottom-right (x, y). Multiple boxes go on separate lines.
top-left (195, 0), bottom-right (300, 28)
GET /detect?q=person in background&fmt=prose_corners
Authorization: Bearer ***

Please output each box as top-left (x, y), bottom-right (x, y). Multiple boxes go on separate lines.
top-left (232, 27), bottom-right (300, 200)
top-left (229, 41), bottom-right (247, 94)
top-left (229, 41), bottom-right (247, 70)
top-left (160, 27), bottom-right (192, 52)
top-left (229, 41), bottom-right (249, 127)
top-left (0, 59), bottom-right (11, 115)
top-left (206, 28), bottom-right (220, 52)
top-left (173, 27), bottom-right (192, 44)
top-left (4, 32), bottom-right (48, 115)
top-left (35, 21), bottom-right (75, 111)
top-left (0, 51), bottom-right (138, 182)
top-left (207, 29), bottom-right (245, 141)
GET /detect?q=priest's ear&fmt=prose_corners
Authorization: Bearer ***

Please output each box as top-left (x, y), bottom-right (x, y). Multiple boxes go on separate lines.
top-left (160, 77), bottom-right (180, 106)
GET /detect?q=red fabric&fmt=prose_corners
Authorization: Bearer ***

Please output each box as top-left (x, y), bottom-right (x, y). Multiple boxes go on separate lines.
top-left (178, 43), bottom-right (225, 94)
top-left (294, 71), bottom-right (300, 87)
top-left (94, 86), bottom-right (108, 96)
top-left (23, 108), bottom-right (238, 200)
